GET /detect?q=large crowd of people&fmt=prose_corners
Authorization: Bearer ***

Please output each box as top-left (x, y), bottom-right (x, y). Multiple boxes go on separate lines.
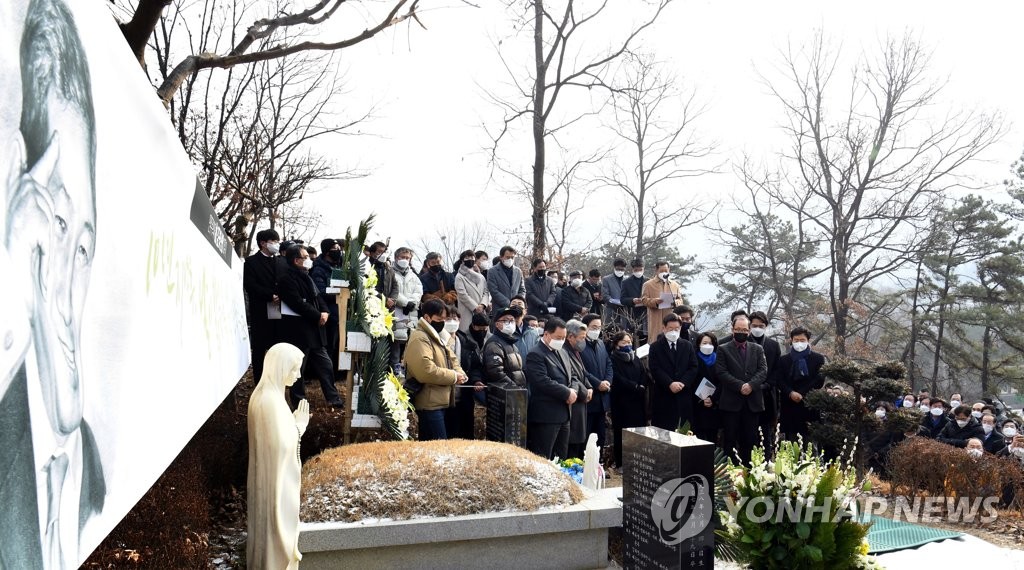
top-left (242, 230), bottom-right (1024, 471)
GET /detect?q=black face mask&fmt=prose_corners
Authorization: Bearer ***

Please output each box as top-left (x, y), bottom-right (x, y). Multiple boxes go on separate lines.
top-left (535, 270), bottom-right (547, 278)
top-left (429, 265), bottom-right (442, 273)
top-left (471, 329), bottom-right (487, 344)
top-left (464, 259), bottom-right (475, 268)
top-left (733, 332), bottom-right (749, 343)
top-left (327, 250), bottom-right (342, 263)
top-left (430, 320), bottom-right (445, 333)
top-left (680, 322), bottom-right (691, 332)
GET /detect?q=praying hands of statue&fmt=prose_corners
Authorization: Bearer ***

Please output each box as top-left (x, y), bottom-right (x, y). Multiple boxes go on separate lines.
top-left (740, 383), bottom-right (752, 396)
top-left (294, 399), bottom-right (310, 437)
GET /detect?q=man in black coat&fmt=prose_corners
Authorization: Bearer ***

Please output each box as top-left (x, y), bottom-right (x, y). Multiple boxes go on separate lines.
top-left (748, 311), bottom-right (782, 456)
top-left (243, 228), bottom-right (282, 384)
top-left (483, 308), bottom-right (527, 387)
top-left (980, 414), bottom-right (1006, 454)
top-left (524, 318), bottom-right (580, 459)
top-left (277, 245), bottom-right (344, 408)
top-left (620, 259), bottom-right (648, 342)
top-left (775, 327), bottom-right (825, 441)
top-left (715, 316), bottom-right (768, 467)
top-left (649, 314), bottom-right (699, 431)
top-left (938, 405), bottom-right (986, 448)
top-left (920, 399), bottom-right (951, 438)
top-left (557, 270), bottom-right (593, 321)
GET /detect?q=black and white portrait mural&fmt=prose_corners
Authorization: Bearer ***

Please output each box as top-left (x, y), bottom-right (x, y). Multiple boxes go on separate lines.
top-left (0, 1), bottom-right (249, 568)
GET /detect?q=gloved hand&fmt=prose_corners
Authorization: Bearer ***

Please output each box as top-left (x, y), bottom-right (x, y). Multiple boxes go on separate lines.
top-left (405, 301), bottom-right (416, 313)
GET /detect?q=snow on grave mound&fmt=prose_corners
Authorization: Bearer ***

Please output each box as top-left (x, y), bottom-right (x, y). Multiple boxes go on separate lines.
top-left (300, 440), bottom-right (585, 523)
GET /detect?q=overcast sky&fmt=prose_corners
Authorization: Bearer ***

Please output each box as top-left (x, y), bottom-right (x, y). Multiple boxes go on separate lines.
top-left (302, 0), bottom-right (1024, 304)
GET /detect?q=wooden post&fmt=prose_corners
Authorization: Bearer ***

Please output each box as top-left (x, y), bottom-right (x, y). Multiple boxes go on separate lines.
top-left (342, 367), bottom-right (355, 444)
top-left (337, 287), bottom-right (350, 353)
top-left (337, 286), bottom-right (352, 443)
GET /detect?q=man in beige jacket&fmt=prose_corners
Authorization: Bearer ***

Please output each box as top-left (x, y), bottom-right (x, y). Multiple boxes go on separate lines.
top-left (640, 261), bottom-right (684, 344)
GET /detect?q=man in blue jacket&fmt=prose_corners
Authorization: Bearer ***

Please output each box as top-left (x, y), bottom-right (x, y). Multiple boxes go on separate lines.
top-left (580, 314), bottom-right (613, 450)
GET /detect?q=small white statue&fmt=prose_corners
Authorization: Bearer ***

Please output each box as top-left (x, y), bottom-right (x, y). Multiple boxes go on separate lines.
top-left (247, 343), bottom-right (310, 570)
top-left (582, 433), bottom-right (604, 490)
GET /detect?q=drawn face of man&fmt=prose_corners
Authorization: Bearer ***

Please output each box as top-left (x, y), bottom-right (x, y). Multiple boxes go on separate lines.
top-left (19, 101), bottom-right (96, 438)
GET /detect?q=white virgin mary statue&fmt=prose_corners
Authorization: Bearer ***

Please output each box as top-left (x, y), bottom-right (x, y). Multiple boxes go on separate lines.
top-left (247, 343), bottom-right (310, 570)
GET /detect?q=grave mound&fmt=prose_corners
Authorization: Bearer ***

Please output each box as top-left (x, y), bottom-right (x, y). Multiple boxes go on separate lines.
top-left (301, 439), bottom-right (584, 523)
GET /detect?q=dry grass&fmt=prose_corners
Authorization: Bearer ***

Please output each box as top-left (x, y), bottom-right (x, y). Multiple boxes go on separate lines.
top-left (300, 440), bottom-right (585, 523)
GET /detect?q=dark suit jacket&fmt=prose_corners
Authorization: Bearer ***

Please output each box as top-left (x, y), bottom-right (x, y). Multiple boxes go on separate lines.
top-left (0, 366), bottom-right (105, 570)
top-left (242, 252), bottom-right (279, 323)
top-left (715, 341), bottom-right (768, 413)
top-left (277, 266), bottom-right (329, 352)
top-left (775, 351), bottom-right (826, 400)
top-left (581, 339), bottom-right (613, 413)
top-left (486, 265), bottom-right (525, 314)
top-left (648, 335), bottom-right (699, 429)
top-left (524, 343), bottom-right (574, 424)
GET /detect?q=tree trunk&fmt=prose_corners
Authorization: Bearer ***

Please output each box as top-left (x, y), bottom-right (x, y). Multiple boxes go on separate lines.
top-left (904, 260), bottom-right (924, 390)
top-left (981, 325), bottom-right (992, 396)
top-left (120, 0), bottom-right (172, 67)
top-left (530, 0), bottom-right (547, 260)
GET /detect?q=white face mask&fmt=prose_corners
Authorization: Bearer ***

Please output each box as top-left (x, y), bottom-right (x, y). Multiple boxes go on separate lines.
top-left (266, 241), bottom-right (280, 255)
top-left (1004, 427), bottom-right (1018, 438)
top-left (659, 271), bottom-right (669, 280)
top-left (444, 320), bottom-right (460, 333)
top-left (751, 327), bottom-right (766, 338)
top-left (480, 260), bottom-right (491, 270)
top-left (302, 258), bottom-right (313, 270)
top-left (633, 271), bottom-right (644, 278)
top-left (983, 424), bottom-right (994, 434)
top-left (919, 404), bottom-right (929, 412)
top-left (968, 448), bottom-right (983, 459)
top-left (971, 410), bottom-right (983, 419)
top-left (571, 278), bottom-right (583, 288)
top-left (586, 329), bottom-right (601, 341)
top-left (956, 419), bottom-right (969, 428)
top-left (902, 399), bottom-right (914, 408)
top-left (930, 407), bottom-right (944, 417)
top-left (500, 322), bottom-right (516, 335)
top-left (548, 338), bottom-right (565, 351)
top-left (614, 269), bottom-right (625, 278)
top-left (395, 258), bottom-right (410, 269)
top-left (875, 409), bottom-right (886, 419)
top-left (699, 344), bottom-right (715, 355)
top-left (791, 341), bottom-right (808, 353)
top-left (665, 330), bottom-right (680, 343)
top-left (502, 257), bottom-right (515, 268)
top-left (949, 400), bottom-right (961, 408)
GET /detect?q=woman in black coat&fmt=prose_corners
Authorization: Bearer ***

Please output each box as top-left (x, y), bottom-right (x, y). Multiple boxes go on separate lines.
top-left (609, 331), bottom-right (648, 468)
top-left (691, 332), bottom-right (722, 445)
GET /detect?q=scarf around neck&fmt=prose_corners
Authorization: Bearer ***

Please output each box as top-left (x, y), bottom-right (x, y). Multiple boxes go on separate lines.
top-left (791, 348), bottom-right (810, 377)
top-left (698, 350), bottom-right (717, 367)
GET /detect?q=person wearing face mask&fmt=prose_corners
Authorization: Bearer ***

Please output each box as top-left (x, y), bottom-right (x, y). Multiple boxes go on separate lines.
top-left (475, 250), bottom-right (491, 278)
top-left (580, 314), bottom-right (613, 452)
top-left (640, 261), bottom-right (684, 344)
top-left (918, 397), bottom-right (931, 413)
top-left (601, 258), bottom-right (629, 329)
top-left (584, 269), bottom-right (605, 317)
top-left (691, 332), bottom-right (722, 444)
top-left (619, 259), bottom-right (649, 343)
top-left (404, 300), bottom-right (468, 441)
top-left (390, 247), bottom-right (425, 374)
top-left (244, 228), bottom-right (283, 385)
top-left (310, 238), bottom-right (345, 377)
top-left (716, 316), bottom-right (768, 467)
top-left (483, 307), bottom-right (527, 389)
top-left (672, 305), bottom-right (700, 343)
top-left (419, 251), bottom-right (457, 306)
top-left (563, 320), bottom-right (595, 459)
top-left (968, 402), bottom-right (986, 422)
top-left (899, 394), bottom-right (916, 410)
top-left (997, 420), bottom-right (1024, 460)
top-left (775, 327), bottom-right (826, 442)
top-left (277, 245), bottom-right (345, 409)
top-left (525, 258), bottom-right (558, 319)
top-left (937, 405), bottom-right (985, 448)
top-left (980, 413), bottom-right (1006, 455)
top-left (865, 402), bottom-right (901, 477)
top-left (486, 246), bottom-right (527, 318)
top-left (524, 318), bottom-right (578, 459)
top-left (964, 438), bottom-right (985, 460)
top-left (748, 311), bottom-right (782, 458)
top-left (454, 249), bottom-right (491, 333)
top-left (948, 393), bottom-right (962, 409)
top-left (443, 310), bottom-right (486, 440)
top-left (919, 399), bottom-right (950, 438)
top-left (608, 332), bottom-right (649, 468)
top-left (649, 314), bottom-right (699, 432)
top-left (510, 295), bottom-right (541, 355)
top-left (365, 241), bottom-right (399, 309)
top-left (557, 270), bottom-right (593, 321)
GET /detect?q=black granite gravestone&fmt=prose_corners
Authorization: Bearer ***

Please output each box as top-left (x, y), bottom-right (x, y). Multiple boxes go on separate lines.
top-left (485, 384), bottom-right (527, 448)
top-left (622, 426), bottom-right (715, 569)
